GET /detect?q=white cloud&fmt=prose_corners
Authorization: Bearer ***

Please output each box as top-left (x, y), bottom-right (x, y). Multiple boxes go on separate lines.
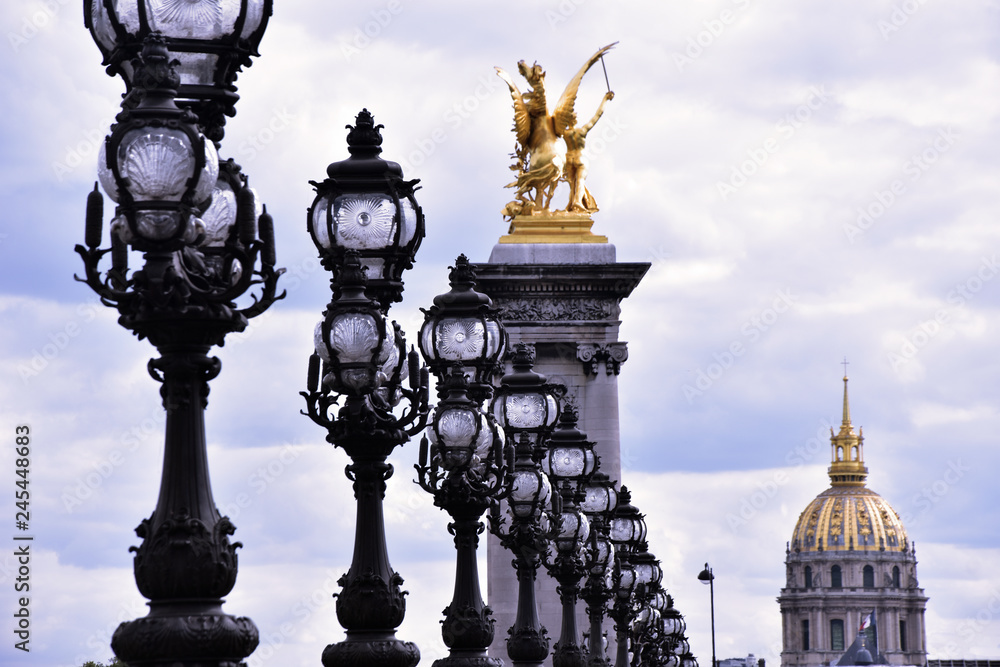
top-left (3, 0), bottom-right (1000, 664)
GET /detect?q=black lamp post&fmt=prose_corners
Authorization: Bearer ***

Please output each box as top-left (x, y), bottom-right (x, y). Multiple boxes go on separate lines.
top-left (76, 34), bottom-right (283, 667)
top-left (657, 596), bottom-right (687, 667)
top-left (544, 407), bottom-right (598, 667)
top-left (628, 548), bottom-right (663, 667)
top-left (607, 487), bottom-right (646, 667)
top-left (698, 563), bottom-right (716, 667)
top-left (488, 343), bottom-right (562, 667)
top-left (579, 471), bottom-right (618, 667)
top-left (416, 257), bottom-right (509, 667)
top-left (301, 111), bottom-right (430, 667)
top-left (85, 0), bottom-right (273, 142)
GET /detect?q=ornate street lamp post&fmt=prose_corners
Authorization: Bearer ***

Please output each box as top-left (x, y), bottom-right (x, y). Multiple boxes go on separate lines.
top-left (301, 110), bottom-right (429, 667)
top-left (658, 594), bottom-right (687, 667)
top-left (580, 472), bottom-right (618, 667)
top-left (416, 256), bottom-right (509, 667)
top-left (488, 344), bottom-right (561, 667)
top-left (698, 563), bottom-right (717, 667)
top-left (544, 407), bottom-right (598, 667)
top-left (76, 34), bottom-right (282, 666)
top-left (607, 487), bottom-right (647, 667)
top-left (628, 549), bottom-right (663, 667)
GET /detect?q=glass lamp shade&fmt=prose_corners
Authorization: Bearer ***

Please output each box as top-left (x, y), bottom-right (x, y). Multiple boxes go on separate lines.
top-left (609, 486), bottom-right (647, 551)
top-left (308, 110), bottom-right (423, 309)
top-left (586, 534), bottom-right (614, 575)
top-left (428, 405), bottom-right (497, 472)
top-left (681, 652), bottom-right (698, 667)
top-left (615, 561), bottom-right (637, 597)
top-left (493, 392), bottom-right (558, 436)
top-left (580, 472), bottom-right (618, 516)
top-left (634, 607), bottom-right (660, 630)
top-left (85, 0), bottom-right (271, 118)
top-left (98, 124), bottom-right (218, 246)
top-left (664, 656), bottom-right (680, 667)
top-left (662, 613), bottom-right (686, 637)
top-left (95, 35), bottom-right (219, 247)
top-left (509, 469), bottom-right (551, 518)
top-left (633, 553), bottom-right (663, 588)
top-left (201, 176), bottom-right (239, 246)
top-left (675, 640), bottom-right (691, 656)
top-left (650, 590), bottom-right (670, 613)
top-left (313, 310), bottom-right (397, 397)
top-left (610, 514), bottom-right (647, 548)
top-left (555, 509), bottom-right (590, 552)
top-left (546, 444), bottom-right (596, 480)
top-left (491, 343), bottom-right (560, 443)
top-left (309, 190), bottom-right (423, 286)
top-left (543, 406), bottom-right (597, 489)
top-left (419, 256), bottom-right (505, 390)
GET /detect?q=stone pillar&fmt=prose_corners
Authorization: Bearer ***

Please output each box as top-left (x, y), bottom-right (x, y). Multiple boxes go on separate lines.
top-left (473, 242), bottom-right (648, 666)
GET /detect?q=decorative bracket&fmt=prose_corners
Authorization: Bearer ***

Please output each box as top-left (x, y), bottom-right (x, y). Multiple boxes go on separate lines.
top-left (576, 343), bottom-right (628, 376)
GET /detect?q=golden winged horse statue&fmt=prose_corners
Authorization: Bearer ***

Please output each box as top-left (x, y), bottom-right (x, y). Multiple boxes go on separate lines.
top-left (496, 43), bottom-right (616, 219)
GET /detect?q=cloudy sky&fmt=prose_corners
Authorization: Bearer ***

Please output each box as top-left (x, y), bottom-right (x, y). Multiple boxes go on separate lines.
top-left (2, 0), bottom-right (1000, 665)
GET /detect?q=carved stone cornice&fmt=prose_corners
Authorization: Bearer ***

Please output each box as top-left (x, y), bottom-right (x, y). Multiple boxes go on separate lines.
top-left (470, 262), bottom-right (649, 327)
top-left (496, 297), bottom-right (619, 323)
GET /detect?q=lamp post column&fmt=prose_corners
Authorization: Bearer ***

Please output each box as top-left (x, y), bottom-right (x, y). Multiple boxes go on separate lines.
top-left (488, 344), bottom-right (562, 667)
top-left (416, 256), bottom-right (510, 667)
top-left (301, 110), bottom-right (429, 667)
top-left (698, 563), bottom-right (716, 667)
top-left (77, 35), bottom-right (282, 667)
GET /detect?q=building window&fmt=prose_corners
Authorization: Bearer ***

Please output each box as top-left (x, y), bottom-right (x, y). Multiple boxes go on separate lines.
top-left (893, 566), bottom-right (901, 588)
top-left (805, 566), bottom-right (812, 588)
top-left (831, 565), bottom-right (842, 588)
top-left (863, 565), bottom-right (874, 588)
top-left (801, 619), bottom-right (810, 650)
top-left (899, 620), bottom-right (907, 651)
top-left (830, 619), bottom-right (845, 651)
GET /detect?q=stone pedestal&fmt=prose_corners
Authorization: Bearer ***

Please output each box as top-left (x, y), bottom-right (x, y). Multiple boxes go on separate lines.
top-left (472, 243), bottom-right (648, 666)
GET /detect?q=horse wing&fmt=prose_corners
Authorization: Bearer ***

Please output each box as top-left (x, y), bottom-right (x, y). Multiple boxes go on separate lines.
top-left (496, 66), bottom-right (531, 147)
top-left (553, 42), bottom-right (617, 137)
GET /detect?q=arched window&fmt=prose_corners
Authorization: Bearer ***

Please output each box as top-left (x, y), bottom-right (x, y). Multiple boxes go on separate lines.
top-left (837, 446), bottom-right (843, 461)
top-left (801, 619), bottom-right (810, 650)
top-left (863, 565), bottom-right (874, 588)
top-left (893, 566), bottom-right (901, 588)
top-left (805, 566), bottom-right (812, 588)
top-left (851, 445), bottom-right (858, 460)
top-left (830, 619), bottom-right (845, 651)
top-left (831, 565), bottom-right (842, 588)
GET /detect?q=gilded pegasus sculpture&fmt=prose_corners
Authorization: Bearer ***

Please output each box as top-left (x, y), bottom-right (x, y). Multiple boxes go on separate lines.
top-left (497, 43), bottom-right (616, 220)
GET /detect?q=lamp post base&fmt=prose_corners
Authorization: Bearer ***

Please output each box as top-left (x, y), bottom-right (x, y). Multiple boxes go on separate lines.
top-left (111, 600), bottom-right (258, 667)
top-left (432, 654), bottom-right (505, 667)
top-left (322, 633), bottom-right (420, 667)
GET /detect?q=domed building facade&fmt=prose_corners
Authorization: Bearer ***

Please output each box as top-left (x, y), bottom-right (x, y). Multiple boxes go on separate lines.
top-left (778, 377), bottom-right (928, 667)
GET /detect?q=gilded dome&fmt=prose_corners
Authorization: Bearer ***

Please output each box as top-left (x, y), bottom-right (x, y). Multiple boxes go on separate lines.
top-left (791, 485), bottom-right (908, 553)
top-left (789, 375), bottom-right (910, 553)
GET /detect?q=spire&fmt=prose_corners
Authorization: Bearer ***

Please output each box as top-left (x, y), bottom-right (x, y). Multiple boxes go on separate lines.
top-left (829, 367), bottom-right (867, 486)
top-left (842, 373), bottom-right (851, 428)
